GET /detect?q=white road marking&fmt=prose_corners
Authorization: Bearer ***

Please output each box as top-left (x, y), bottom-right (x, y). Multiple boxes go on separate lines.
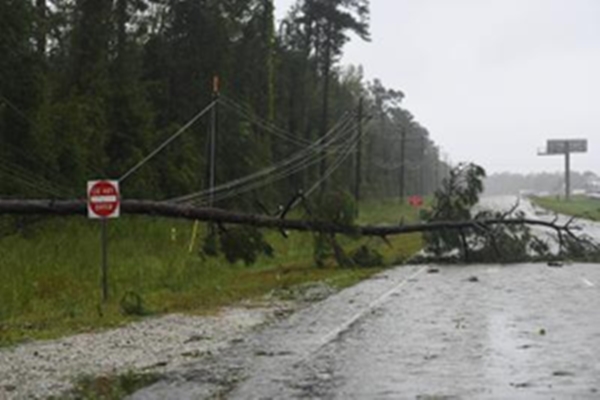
top-left (300, 266), bottom-right (427, 362)
top-left (582, 278), bottom-right (595, 287)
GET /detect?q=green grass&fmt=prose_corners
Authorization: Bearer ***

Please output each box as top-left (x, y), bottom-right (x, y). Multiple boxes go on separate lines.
top-left (0, 200), bottom-right (424, 347)
top-left (531, 195), bottom-right (600, 221)
top-left (58, 371), bottom-right (160, 400)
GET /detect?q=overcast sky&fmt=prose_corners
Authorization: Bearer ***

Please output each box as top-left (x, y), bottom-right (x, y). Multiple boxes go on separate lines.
top-left (273, 0), bottom-right (600, 174)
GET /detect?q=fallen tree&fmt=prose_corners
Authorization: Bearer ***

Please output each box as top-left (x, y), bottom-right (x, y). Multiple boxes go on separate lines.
top-left (0, 198), bottom-right (586, 239)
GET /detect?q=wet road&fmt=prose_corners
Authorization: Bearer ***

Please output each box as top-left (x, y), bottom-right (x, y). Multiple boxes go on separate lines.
top-left (478, 195), bottom-right (600, 246)
top-left (132, 263), bottom-right (600, 399)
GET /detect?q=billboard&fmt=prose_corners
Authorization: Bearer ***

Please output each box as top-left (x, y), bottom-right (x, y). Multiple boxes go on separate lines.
top-left (546, 139), bottom-right (587, 154)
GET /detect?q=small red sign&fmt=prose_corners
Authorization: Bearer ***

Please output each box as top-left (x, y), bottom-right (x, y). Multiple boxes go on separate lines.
top-left (88, 180), bottom-right (120, 219)
top-left (408, 195), bottom-right (424, 208)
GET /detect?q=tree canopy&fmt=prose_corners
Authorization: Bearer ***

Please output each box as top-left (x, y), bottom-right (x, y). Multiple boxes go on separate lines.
top-left (0, 0), bottom-right (448, 211)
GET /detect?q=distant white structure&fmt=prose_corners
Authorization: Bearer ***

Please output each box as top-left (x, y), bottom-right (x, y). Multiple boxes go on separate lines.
top-left (585, 173), bottom-right (600, 197)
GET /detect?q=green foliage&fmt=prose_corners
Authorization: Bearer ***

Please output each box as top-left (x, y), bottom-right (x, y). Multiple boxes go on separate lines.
top-left (421, 163), bottom-right (600, 264)
top-left (219, 225), bottom-right (274, 265)
top-left (0, 199), bottom-right (423, 346)
top-left (350, 245), bottom-right (383, 268)
top-left (0, 0), bottom-right (445, 206)
top-left (202, 227), bottom-right (219, 256)
top-left (201, 224), bottom-right (274, 266)
top-left (421, 162), bottom-right (486, 256)
top-left (531, 195), bottom-right (600, 222)
top-left (467, 210), bottom-right (551, 263)
top-left (313, 190), bottom-right (357, 226)
top-left (69, 371), bottom-right (159, 400)
top-left (311, 190), bottom-right (357, 267)
top-left (119, 291), bottom-right (148, 317)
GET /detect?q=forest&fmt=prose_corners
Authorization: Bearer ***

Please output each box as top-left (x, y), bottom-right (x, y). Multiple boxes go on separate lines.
top-left (0, 0), bottom-right (448, 211)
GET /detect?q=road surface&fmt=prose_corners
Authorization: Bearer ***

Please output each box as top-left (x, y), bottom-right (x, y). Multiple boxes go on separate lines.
top-left (132, 262), bottom-right (600, 399)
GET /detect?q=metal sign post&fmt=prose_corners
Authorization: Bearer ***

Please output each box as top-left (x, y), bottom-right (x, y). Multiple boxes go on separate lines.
top-left (87, 180), bottom-right (120, 302)
top-left (538, 139), bottom-right (588, 201)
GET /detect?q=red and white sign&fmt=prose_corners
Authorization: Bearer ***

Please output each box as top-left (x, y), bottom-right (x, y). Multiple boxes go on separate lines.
top-left (88, 180), bottom-right (120, 219)
top-left (408, 195), bottom-right (424, 208)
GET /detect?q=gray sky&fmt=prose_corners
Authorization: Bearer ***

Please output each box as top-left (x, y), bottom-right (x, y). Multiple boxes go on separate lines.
top-left (274, 0), bottom-right (600, 174)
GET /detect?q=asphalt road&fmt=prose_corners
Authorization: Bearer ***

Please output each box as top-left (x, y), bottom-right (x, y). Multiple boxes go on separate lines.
top-left (131, 263), bottom-right (600, 400)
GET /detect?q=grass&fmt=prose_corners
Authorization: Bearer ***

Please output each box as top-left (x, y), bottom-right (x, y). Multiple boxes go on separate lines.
top-left (531, 195), bottom-right (600, 221)
top-left (55, 371), bottom-right (160, 400)
top-left (0, 200), bottom-right (425, 347)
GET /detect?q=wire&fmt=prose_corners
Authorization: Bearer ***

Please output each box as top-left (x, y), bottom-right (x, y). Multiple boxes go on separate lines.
top-left (168, 111), bottom-right (357, 204)
top-left (0, 162), bottom-right (67, 198)
top-left (0, 93), bottom-right (32, 124)
top-left (201, 120), bottom-right (360, 207)
top-left (218, 96), bottom-right (313, 147)
top-left (0, 158), bottom-right (74, 196)
top-left (1, 142), bottom-right (97, 191)
top-left (370, 159), bottom-right (424, 172)
top-left (119, 100), bottom-right (217, 183)
top-left (186, 125), bottom-right (356, 206)
top-left (303, 124), bottom-right (361, 200)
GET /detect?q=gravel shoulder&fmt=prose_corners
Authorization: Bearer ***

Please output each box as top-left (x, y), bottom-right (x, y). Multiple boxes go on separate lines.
top-left (129, 265), bottom-right (426, 400)
top-left (0, 300), bottom-right (298, 400)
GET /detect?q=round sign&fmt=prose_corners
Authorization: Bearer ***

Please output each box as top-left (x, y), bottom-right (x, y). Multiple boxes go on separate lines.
top-left (88, 180), bottom-right (120, 218)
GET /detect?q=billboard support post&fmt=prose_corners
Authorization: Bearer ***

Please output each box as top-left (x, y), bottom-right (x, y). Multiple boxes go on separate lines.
top-left (538, 139), bottom-right (587, 201)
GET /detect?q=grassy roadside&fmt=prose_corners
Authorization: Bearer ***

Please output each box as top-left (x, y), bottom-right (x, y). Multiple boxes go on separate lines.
top-left (531, 195), bottom-right (600, 221)
top-left (0, 200), bottom-right (425, 347)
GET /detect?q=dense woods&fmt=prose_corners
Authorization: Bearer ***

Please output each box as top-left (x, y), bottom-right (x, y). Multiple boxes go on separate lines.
top-left (0, 0), bottom-right (448, 210)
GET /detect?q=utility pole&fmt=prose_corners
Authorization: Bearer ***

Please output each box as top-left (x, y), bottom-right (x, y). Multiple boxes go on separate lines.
top-left (399, 127), bottom-right (406, 203)
top-left (354, 97), bottom-right (363, 216)
top-left (206, 76), bottom-right (220, 207)
top-left (565, 141), bottom-right (571, 201)
top-left (434, 155), bottom-right (440, 191)
top-left (420, 135), bottom-right (426, 196)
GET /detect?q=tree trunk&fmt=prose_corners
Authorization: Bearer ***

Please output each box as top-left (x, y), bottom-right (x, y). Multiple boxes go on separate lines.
top-left (36, 0), bottom-right (46, 56)
top-left (0, 199), bottom-right (581, 239)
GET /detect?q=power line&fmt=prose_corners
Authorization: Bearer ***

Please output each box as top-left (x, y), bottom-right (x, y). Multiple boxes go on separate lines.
top-left (168, 111), bottom-right (357, 204)
top-left (218, 96), bottom-right (313, 147)
top-left (0, 93), bottom-right (32, 124)
top-left (119, 100), bottom-right (217, 183)
top-left (198, 119), bottom-right (361, 207)
top-left (0, 161), bottom-right (68, 198)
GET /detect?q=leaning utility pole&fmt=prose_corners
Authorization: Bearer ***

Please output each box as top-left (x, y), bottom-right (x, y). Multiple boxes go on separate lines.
top-left (538, 139), bottom-right (588, 201)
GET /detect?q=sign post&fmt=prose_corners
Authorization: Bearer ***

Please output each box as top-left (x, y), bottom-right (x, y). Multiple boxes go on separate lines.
top-left (538, 139), bottom-right (588, 201)
top-left (87, 180), bottom-right (120, 302)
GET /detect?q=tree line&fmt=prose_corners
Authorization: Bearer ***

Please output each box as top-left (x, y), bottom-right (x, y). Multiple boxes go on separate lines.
top-left (484, 171), bottom-right (599, 196)
top-left (0, 0), bottom-right (448, 211)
